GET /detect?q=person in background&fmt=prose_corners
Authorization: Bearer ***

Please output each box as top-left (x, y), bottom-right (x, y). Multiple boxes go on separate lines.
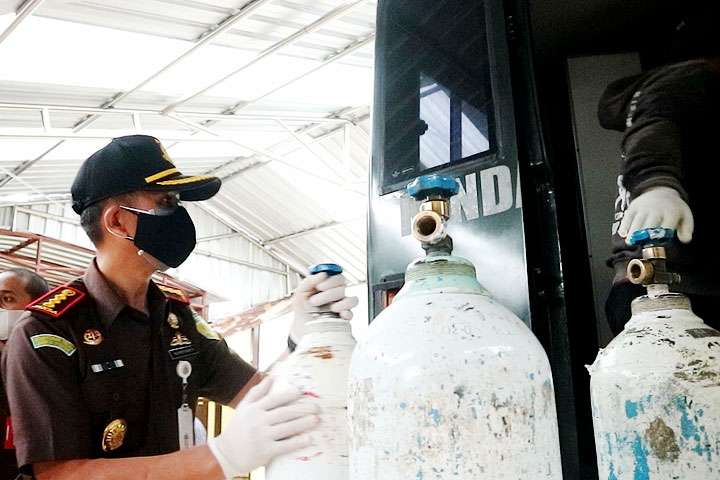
top-left (599, 4), bottom-right (720, 335)
top-left (0, 268), bottom-right (50, 315)
top-left (0, 268), bottom-right (50, 480)
top-left (1, 134), bottom-right (358, 480)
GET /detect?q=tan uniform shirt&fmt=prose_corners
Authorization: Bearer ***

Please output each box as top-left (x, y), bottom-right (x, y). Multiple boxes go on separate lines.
top-left (1, 260), bottom-right (255, 474)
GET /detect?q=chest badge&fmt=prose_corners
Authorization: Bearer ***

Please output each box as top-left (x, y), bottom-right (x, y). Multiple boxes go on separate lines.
top-left (83, 329), bottom-right (103, 345)
top-left (102, 418), bottom-right (127, 452)
top-left (170, 332), bottom-right (191, 346)
top-left (167, 313), bottom-right (180, 329)
top-left (168, 331), bottom-right (198, 361)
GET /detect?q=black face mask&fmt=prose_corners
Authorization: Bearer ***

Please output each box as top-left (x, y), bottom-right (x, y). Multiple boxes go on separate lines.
top-left (121, 205), bottom-right (196, 269)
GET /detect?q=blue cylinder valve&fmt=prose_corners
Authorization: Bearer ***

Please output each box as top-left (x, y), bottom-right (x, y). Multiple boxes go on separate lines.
top-left (407, 175), bottom-right (459, 200)
top-left (629, 228), bottom-right (675, 247)
top-left (309, 263), bottom-right (343, 276)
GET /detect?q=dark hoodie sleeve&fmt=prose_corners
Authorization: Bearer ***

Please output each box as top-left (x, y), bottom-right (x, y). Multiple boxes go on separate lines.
top-left (598, 59), bottom-right (720, 200)
top-left (597, 72), bottom-right (646, 131)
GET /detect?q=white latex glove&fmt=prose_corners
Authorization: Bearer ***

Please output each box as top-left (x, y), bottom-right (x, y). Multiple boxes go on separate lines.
top-left (618, 186), bottom-right (694, 244)
top-left (289, 272), bottom-right (359, 342)
top-left (207, 376), bottom-right (319, 478)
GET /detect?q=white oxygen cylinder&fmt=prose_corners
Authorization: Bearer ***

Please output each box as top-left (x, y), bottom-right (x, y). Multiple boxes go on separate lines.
top-left (265, 263), bottom-right (356, 480)
top-left (588, 228), bottom-right (720, 479)
top-left (347, 175), bottom-right (563, 479)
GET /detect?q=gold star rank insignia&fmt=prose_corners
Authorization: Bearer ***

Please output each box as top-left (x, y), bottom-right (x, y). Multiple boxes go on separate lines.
top-left (83, 329), bottom-right (103, 345)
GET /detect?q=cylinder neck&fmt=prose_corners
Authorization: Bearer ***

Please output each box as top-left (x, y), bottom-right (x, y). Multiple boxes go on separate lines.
top-left (630, 292), bottom-right (692, 316)
top-left (395, 254), bottom-right (489, 300)
top-left (304, 314), bottom-right (350, 334)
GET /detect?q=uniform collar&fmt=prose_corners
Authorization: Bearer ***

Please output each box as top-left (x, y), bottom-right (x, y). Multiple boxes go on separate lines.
top-left (83, 259), bottom-right (167, 330)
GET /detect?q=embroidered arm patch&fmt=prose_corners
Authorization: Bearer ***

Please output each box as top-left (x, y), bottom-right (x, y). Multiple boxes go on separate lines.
top-left (30, 334), bottom-right (77, 356)
top-left (192, 310), bottom-right (220, 340)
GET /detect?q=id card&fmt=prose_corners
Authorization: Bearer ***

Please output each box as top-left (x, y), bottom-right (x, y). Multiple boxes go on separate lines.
top-left (177, 403), bottom-right (194, 450)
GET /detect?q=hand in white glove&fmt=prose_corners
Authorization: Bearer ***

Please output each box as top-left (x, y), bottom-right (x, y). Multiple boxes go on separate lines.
top-left (289, 272), bottom-right (359, 342)
top-left (618, 186), bottom-right (694, 244)
top-left (207, 376), bottom-right (319, 478)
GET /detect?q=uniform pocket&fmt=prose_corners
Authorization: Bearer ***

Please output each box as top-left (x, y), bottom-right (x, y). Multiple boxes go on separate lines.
top-left (81, 365), bottom-right (145, 456)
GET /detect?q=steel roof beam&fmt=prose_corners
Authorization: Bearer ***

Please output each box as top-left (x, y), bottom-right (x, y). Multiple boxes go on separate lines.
top-left (195, 202), bottom-right (305, 275)
top-left (163, 0), bottom-right (370, 113)
top-left (196, 231), bottom-right (246, 243)
top-left (225, 34), bottom-right (375, 114)
top-left (263, 216), bottom-right (365, 245)
top-left (14, 206), bottom-right (79, 225)
top-left (103, 0), bottom-right (275, 108)
top-left (164, 112), bottom-right (366, 194)
top-left (192, 249), bottom-right (288, 275)
top-left (275, 119), bottom-right (348, 182)
top-left (0, 133), bottom-right (232, 142)
top-left (0, 0), bottom-right (45, 46)
top-left (208, 111), bottom-right (370, 183)
top-left (0, 103), bottom-right (350, 124)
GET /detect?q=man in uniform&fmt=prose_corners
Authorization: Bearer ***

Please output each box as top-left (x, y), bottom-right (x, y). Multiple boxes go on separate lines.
top-left (1, 135), bottom-right (358, 479)
top-left (1, 268), bottom-right (50, 480)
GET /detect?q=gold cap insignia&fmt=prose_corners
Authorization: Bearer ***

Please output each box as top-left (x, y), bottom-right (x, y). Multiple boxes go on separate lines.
top-left (167, 313), bottom-right (180, 329)
top-left (102, 418), bottom-right (127, 452)
top-left (83, 329), bottom-right (103, 345)
top-left (154, 137), bottom-right (174, 164)
top-left (170, 332), bottom-right (191, 347)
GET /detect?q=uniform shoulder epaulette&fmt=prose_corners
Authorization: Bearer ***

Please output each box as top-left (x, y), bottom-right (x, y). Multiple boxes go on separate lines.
top-left (27, 285), bottom-right (85, 318)
top-left (157, 283), bottom-right (190, 304)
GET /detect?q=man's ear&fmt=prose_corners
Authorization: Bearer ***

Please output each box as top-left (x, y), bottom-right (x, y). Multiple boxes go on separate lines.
top-left (103, 203), bottom-right (133, 239)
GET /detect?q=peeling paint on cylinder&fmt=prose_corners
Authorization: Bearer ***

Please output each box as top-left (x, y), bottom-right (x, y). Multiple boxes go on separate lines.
top-left (348, 256), bottom-right (562, 479)
top-left (588, 294), bottom-right (720, 480)
top-left (266, 318), bottom-right (356, 480)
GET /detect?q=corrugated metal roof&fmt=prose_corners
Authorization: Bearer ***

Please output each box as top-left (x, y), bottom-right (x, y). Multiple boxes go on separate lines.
top-left (0, 0), bottom-right (374, 295)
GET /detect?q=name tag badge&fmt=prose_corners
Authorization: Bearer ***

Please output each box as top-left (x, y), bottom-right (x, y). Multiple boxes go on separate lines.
top-left (168, 331), bottom-right (198, 360)
top-left (91, 359), bottom-right (124, 373)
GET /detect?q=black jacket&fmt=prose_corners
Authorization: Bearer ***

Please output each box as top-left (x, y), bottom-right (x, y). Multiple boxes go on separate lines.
top-left (598, 57), bottom-right (720, 295)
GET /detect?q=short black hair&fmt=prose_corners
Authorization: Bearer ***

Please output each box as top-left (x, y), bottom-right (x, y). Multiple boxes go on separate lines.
top-left (5, 268), bottom-right (49, 299)
top-left (80, 200), bottom-right (105, 246)
top-left (79, 192), bottom-right (140, 246)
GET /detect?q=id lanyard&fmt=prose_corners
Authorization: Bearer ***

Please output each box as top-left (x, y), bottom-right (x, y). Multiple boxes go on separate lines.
top-left (176, 360), bottom-right (194, 450)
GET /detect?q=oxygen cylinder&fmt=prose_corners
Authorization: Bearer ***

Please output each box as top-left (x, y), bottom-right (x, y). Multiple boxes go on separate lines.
top-left (265, 263), bottom-right (356, 480)
top-left (588, 228), bottom-right (720, 479)
top-left (348, 175), bottom-right (563, 479)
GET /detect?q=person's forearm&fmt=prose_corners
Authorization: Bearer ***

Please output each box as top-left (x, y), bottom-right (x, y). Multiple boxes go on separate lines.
top-left (34, 445), bottom-right (224, 480)
top-left (623, 118), bottom-right (685, 198)
top-left (228, 370), bottom-right (265, 408)
top-left (227, 348), bottom-right (295, 408)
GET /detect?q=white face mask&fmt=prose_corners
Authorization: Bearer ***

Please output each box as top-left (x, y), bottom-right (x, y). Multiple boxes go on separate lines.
top-left (0, 309), bottom-right (25, 341)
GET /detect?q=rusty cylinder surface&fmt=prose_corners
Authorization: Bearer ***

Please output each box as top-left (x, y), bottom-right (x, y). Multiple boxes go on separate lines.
top-left (265, 317), bottom-right (356, 480)
top-left (347, 256), bottom-right (562, 479)
top-left (588, 294), bottom-right (720, 479)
